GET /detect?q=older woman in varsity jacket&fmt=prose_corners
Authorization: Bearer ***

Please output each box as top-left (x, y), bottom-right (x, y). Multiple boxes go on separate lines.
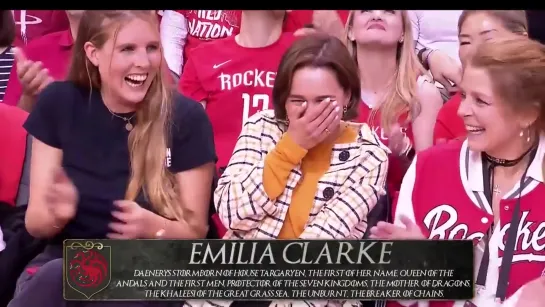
top-left (186, 35), bottom-right (389, 307)
top-left (370, 38), bottom-right (545, 307)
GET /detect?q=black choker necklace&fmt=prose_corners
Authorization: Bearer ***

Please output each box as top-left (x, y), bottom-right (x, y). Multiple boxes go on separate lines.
top-left (483, 144), bottom-right (537, 167)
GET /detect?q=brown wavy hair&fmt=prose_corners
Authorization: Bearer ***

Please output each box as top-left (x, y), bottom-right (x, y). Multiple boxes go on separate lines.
top-left (66, 10), bottom-right (181, 220)
top-left (272, 33), bottom-right (361, 122)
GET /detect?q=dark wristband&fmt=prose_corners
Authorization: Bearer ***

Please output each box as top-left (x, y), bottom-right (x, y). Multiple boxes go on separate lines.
top-left (417, 48), bottom-right (427, 66)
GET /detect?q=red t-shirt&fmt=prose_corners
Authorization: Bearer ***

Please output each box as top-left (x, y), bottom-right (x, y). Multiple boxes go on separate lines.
top-left (434, 92), bottom-right (465, 144)
top-left (179, 10), bottom-right (242, 68)
top-left (179, 33), bottom-right (297, 169)
top-left (12, 10), bottom-right (69, 47)
top-left (357, 102), bottom-right (413, 195)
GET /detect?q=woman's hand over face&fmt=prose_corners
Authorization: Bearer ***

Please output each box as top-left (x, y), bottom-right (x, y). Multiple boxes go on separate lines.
top-left (287, 98), bottom-right (342, 150)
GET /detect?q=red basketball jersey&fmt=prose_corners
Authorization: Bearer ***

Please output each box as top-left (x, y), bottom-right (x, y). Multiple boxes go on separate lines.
top-left (179, 33), bottom-right (297, 169)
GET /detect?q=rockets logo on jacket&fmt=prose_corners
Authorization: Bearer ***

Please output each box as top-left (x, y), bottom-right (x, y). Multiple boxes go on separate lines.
top-left (424, 205), bottom-right (545, 263)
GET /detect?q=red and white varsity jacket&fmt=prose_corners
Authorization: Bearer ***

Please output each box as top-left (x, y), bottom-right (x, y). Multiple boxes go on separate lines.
top-left (389, 137), bottom-right (545, 307)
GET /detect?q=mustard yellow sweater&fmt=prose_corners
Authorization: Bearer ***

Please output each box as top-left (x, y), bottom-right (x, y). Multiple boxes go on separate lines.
top-left (263, 126), bottom-right (357, 238)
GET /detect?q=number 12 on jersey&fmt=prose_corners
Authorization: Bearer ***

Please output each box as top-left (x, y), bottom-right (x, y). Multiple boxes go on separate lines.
top-left (242, 93), bottom-right (270, 127)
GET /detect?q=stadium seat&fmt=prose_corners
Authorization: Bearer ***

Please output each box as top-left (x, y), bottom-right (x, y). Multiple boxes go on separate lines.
top-left (0, 104), bottom-right (29, 207)
top-left (363, 193), bottom-right (393, 238)
top-left (0, 132), bottom-right (47, 307)
top-left (207, 174), bottom-right (226, 239)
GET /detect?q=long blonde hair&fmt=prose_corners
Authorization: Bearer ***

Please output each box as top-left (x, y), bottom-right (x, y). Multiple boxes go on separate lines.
top-left (67, 10), bottom-right (181, 220)
top-left (344, 10), bottom-right (428, 134)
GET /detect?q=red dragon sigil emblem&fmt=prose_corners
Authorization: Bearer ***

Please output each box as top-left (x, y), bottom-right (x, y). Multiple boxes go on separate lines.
top-left (64, 241), bottom-right (111, 299)
top-left (69, 250), bottom-right (108, 288)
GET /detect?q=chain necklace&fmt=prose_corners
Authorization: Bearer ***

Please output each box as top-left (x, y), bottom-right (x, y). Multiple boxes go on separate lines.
top-left (104, 105), bottom-right (136, 131)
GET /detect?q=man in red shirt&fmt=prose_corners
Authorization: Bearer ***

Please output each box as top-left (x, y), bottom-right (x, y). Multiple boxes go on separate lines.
top-left (3, 10), bottom-right (82, 111)
top-left (179, 10), bottom-right (296, 173)
top-left (162, 10), bottom-right (347, 78)
top-left (11, 10), bottom-right (69, 47)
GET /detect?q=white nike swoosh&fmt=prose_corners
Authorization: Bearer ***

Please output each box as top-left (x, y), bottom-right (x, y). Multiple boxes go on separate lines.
top-left (213, 60), bottom-right (231, 69)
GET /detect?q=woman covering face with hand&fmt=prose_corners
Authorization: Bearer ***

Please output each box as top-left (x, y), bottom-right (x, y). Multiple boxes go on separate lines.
top-left (191, 33), bottom-right (389, 307)
top-left (284, 97), bottom-right (343, 150)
